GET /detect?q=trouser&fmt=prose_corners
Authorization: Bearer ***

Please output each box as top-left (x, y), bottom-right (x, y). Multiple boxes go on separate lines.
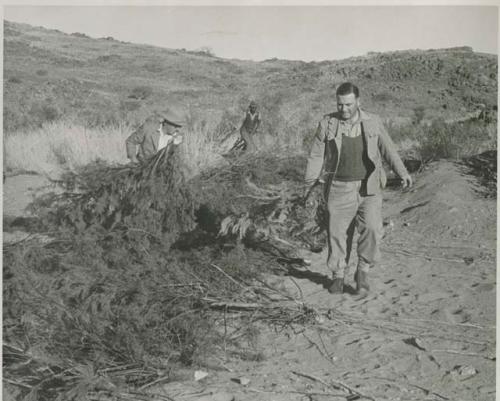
top-left (326, 180), bottom-right (383, 279)
top-left (240, 128), bottom-right (258, 151)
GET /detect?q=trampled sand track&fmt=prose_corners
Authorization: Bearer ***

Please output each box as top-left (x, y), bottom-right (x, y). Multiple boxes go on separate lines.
top-left (158, 161), bottom-right (496, 401)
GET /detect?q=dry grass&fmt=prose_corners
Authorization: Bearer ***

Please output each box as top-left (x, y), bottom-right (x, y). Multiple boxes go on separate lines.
top-left (4, 109), bottom-right (311, 180)
top-left (4, 120), bottom-right (131, 177)
top-left (4, 118), bottom-right (228, 179)
top-left (178, 116), bottom-right (227, 178)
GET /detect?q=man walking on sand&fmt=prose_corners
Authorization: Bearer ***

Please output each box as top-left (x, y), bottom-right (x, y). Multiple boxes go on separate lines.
top-left (305, 82), bottom-right (412, 295)
top-left (239, 101), bottom-right (261, 152)
top-left (126, 109), bottom-right (184, 163)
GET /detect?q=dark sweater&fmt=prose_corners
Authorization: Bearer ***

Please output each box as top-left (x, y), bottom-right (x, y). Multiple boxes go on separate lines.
top-left (334, 134), bottom-right (370, 181)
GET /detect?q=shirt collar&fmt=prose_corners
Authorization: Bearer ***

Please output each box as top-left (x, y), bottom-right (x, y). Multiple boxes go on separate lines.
top-left (339, 109), bottom-right (370, 125)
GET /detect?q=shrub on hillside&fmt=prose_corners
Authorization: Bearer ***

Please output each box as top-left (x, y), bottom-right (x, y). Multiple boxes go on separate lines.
top-left (120, 99), bottom-right (142, 112)
top-left (29, 102), bottom-right (61, 126)
top-left (7, 76), bottom-right (22, 84)
top-left (4, 27), bottom-right (21, 36)
top-left (372, 91), bottom-right (396, 103)
top-left (258, 91), bottom-right (286, 138)
top-left (78, 108), bottom-right (122, 128)
top-left (128, 85), bottom-right (153, 100)
top-left (192, 46), bottom-right (215, 57)
top-left (95, 54), bottom-right (122, 62)
top-left (143, 61), bottom-right (164, 73)
top-left (387, 118), bottom-right (496, 162)
top-left (419, 119), bottom-right (495, 161)
top-left (3, 106), bottom-right (27, 133)
top-left (36, 69), bottom-right (48, 76)
top-left (412, 106), bottom-right (426, 125)
top-left (71, 32), bottom-right (90, 38)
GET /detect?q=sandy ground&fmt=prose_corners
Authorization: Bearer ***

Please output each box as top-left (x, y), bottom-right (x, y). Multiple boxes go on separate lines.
top-left (2, 174), bottom-right (55, 243)
top-left (157, 161), bottom-right (496, 401)
top-left (3, 161), bottom-right (496, 401)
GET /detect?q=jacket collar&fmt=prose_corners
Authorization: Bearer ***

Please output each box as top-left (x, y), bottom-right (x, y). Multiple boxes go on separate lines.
top-left (358, 109), bottom-right (371, 121)
top-left (152, 129), bottom-right (161, 150)
top-left (343, 109), bottom-right (371, 123)
top-left (326, 109), bottom-right (373, 140)
top-left (328, 108), bottom-right (371, 123)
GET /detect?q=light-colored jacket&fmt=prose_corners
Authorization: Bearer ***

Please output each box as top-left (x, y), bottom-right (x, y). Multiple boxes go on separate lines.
top-left (126, 116), bottom-right (161, 161)
top-left (305, 109), bottom-right (408, 196)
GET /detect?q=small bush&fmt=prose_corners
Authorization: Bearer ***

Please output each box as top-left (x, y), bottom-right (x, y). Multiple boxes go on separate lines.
top-left (3, 106), bottom-right (27, 132)
top-left (387, 118), bottom-right (496, 162)
top-left (7, 76), bottom-right (22, 84)
top-left (418, 119), bottom-right (494, 161)
top-left (71, 32), bottom-right (90, 38)
top-left (120, 99), bottom-right (142, 112)
top-left (193, 46), bottom-right (215, 57)
top-left (4, 27), bottom-right (21, 36)
top-left (95, 54), bottom-right (122, 62)
top-left (372, 92), bottom-right (395, 103)
top-left (143, 61), bottom-right (163, 73)
top-left (412, 106), bottom-right (426, 125)
top-left (128, 85), bottom-right (153, 100)
top-left (36, 69), bottom-right (48, 76)
top-left (29, 102), bottom-right (61, 126)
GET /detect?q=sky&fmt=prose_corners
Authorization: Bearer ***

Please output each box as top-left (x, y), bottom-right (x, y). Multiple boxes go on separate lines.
top-left (4, 4), bottom-right (498, 61)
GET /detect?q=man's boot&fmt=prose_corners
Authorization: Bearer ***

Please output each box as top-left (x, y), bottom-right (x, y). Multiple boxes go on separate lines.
top-left (355, 270), bottom-right (369, 294)
top-left (328, 277), bottom-right (344, 294)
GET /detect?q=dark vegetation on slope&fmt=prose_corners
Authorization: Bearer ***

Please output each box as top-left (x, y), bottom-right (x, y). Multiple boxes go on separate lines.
top-left (4, 20), bottom-right (497, 134)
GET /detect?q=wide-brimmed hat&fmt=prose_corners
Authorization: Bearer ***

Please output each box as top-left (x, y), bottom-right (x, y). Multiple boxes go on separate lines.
top-left (156, 106), bottom-right (187, 127)
top-left (249, 101), bottom-right (258, 107)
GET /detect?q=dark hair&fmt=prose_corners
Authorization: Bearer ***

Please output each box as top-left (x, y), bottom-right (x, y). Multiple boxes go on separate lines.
top-left (336, 82), bottom-right (360, 98)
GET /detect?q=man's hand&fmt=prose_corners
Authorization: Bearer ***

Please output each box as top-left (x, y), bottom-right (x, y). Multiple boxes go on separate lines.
top-left (172, 133), bottom-right (183, 145)
top-left (302, 186), bottom-right (314, 206)
top-left (129, 156), bottom-right (139, 164)
top-left (401, 174), bottom-right (413, 188)
top-left (303, 180), bottom-right (324, 206)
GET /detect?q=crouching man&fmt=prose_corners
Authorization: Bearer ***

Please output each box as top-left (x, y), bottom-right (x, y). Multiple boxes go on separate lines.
top-left (305, 82), bottom-right (412, 295)
top-left (126, 108), bottom-right (185, 163)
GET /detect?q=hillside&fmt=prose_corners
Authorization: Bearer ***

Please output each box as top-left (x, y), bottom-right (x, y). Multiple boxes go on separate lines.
top-left (4, 20), bottom-right (497, 134)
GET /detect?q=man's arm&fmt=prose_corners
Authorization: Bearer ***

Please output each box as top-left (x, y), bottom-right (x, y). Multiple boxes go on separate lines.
top-left (252, 112), bottom-right (261, 133)
top-left (125, 126), bottom-right (145, 162)
top-left (239, 113), bottom-right (246, 136)
top-left (304, 120), bottom-right (326, 190)
top-left (376, 118), bottom-right (413, 187)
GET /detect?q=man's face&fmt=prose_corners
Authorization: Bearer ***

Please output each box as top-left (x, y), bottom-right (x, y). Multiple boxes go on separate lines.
top-left (249, 105), bottom-right (257, 113)
top-left (336, 93), bottom-right (360, 121)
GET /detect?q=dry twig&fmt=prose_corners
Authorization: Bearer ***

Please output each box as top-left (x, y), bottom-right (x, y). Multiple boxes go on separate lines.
top-left (247, 386), bottom-right (346, 398)
top-left (292, 370), bottom-right (376, 401)
top-left (381, 247), bottom-right (463, 263)
top-left (431, 349), bottom-right (495, 360)
top-left (372, 376), bottom-right (451, 400)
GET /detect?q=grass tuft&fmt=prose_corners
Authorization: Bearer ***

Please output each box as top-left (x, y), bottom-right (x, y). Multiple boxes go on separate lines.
top-left (4, 121), bottom-right (131, 176)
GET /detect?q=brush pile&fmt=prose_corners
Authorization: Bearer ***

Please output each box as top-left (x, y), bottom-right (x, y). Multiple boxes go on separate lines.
top-left (462, 149), bottom-right (497, 198)
top-left (189, 151), bottom-right (327, 255)
top-left (3, 146), bottom-right (325, 400)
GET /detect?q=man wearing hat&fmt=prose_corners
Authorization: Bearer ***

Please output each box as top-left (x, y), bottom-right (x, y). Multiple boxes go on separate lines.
top-left (126, 109), bottom-right (184, 163)
top-left (239, 101), bottom-right (261, 152)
